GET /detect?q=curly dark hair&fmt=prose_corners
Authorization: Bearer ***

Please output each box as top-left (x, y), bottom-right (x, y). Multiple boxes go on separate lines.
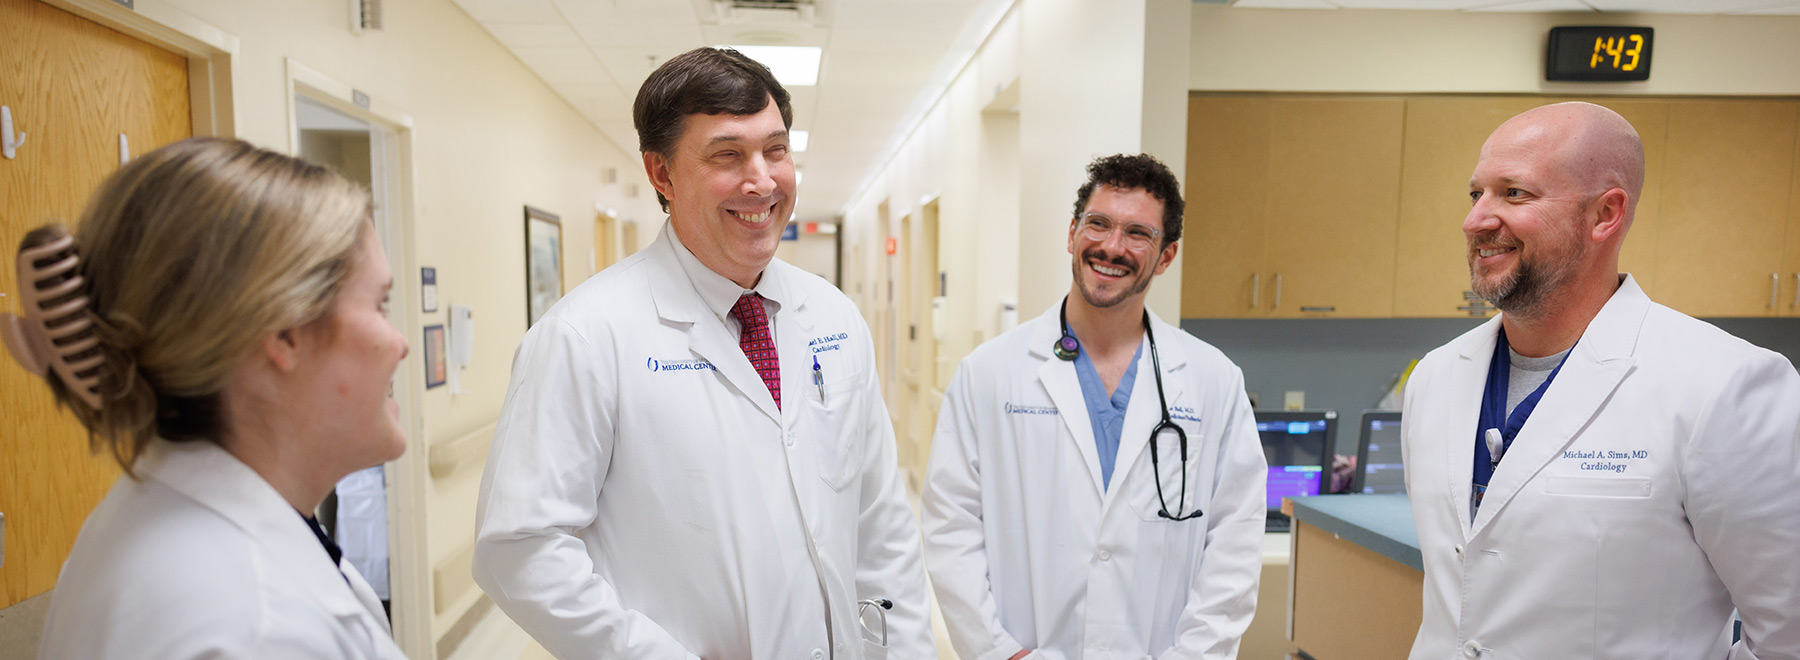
top-left (633, 47), bottom-right (794, 212)
top-left (1070, 153), bottom-right (1185, 246)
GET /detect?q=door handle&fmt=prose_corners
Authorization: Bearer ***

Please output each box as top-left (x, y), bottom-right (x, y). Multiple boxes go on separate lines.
top-left (1772, 273), bottom-right (1781, 309)
top-left (1792, 274), bottom-right (1798, 309)
top-left (1274, 274), bottom-right (1283, 309)
top-left (1250, 274), bottom-right (1260, 309)
top-left (1, 511), bottom-right (6, 568)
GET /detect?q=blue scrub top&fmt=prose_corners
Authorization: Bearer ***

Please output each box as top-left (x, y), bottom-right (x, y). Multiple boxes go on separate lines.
top-left (1073, 337), bottom-right (1143, 491)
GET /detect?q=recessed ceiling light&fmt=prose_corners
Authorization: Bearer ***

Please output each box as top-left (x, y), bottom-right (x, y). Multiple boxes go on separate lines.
top-left (790, 130), bottom-right (809, 152)
top-left (724, 45), bottom-right (821, 86)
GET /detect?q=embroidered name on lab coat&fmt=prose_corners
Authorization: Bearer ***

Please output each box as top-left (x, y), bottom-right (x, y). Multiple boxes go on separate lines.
top-left (1004, 403), bottom-right (1059, 416)
top-left (1561, 449), bottom-right (1651, 474)
top-left (809, 332), bottom-right (849, 354)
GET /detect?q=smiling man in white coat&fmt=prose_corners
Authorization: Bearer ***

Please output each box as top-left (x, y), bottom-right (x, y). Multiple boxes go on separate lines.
top-left (472, 47), bottom-right (932, 660)
top-left (1403, 102), bottom-right (1800, 660)
top-left (923, 154), bottom-right (1268, 660)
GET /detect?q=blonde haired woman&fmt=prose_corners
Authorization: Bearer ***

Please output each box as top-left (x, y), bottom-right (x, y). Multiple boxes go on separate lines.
top-left (4, 138), bottom-right (410, 659)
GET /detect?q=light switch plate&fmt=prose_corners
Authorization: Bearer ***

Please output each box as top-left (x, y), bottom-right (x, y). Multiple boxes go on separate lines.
top-left (1284, 390), bottom-right (1305, 411)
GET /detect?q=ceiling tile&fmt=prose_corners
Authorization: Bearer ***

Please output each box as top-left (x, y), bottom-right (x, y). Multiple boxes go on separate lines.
top-left (1467, 0), bottom-right (1596, 11)
top-left (482, 22), bottom-right (585, 49)
top-left (1584, 0), bottom-right (1777, 11)
top-left (1228, 0), bottom-right (1341, 8)
top-left (451, 0), bottom-right (563, 24)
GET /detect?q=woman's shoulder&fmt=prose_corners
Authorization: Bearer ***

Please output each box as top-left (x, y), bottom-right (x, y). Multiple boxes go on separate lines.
top-left (38, 478), bottom-right (328, 658)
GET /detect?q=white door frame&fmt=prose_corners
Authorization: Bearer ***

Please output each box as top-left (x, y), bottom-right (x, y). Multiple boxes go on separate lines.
top-left (284, 58), bottom-right (432, 659)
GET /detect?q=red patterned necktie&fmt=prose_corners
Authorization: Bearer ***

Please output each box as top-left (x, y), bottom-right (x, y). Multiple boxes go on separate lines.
top-left (730, 292), bottom-right (780, 409)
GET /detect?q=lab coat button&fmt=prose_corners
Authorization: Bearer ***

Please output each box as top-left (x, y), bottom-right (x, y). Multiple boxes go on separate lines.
top-left (1462, 640), bottom-right (1481, 658)
top-left (784, 432), bottom-right (795, 447)
top-left (1096, 549), bottom-right (1112, 561)
top-left (811, 649), bottom-right (825, 660)
top-left (1454, 544), bottom-right (1464, 556)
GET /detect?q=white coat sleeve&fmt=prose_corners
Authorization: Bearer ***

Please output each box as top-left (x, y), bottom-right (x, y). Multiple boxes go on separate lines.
top-left (921, 363), bottom-right (1028, 660)
top-left (472, 317), bottom-right (698, 660)
top-left (851, 326), bottom-right (936, 659)
top-left (1159, 366), bottom-right (1268, 660)
top-left (1684, 352), bottom-right (1800, 660)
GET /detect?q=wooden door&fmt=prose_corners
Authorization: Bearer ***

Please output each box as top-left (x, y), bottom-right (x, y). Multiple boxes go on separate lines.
top-left (1182, 95), bottom-right (1271, 318)
top-left (1, 0), bottom-right (191, 608)
top-left (1652, 100), bottom-right (1798, 317)
top-left (1263, 97), bottom-right (1405, 318)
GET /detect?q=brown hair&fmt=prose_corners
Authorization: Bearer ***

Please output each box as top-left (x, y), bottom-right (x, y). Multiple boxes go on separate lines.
top-left (633, 47), bottom-right (793, 212)
top-left (21, 137), bottom-right (370, 474)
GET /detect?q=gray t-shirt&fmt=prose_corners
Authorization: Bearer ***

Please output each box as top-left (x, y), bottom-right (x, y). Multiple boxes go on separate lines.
top-left (1506, 347), bottom-right (1571, 416)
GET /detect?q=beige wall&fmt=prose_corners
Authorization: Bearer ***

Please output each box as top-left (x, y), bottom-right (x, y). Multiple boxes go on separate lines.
top-left (153, 0), bottom-right (665, 647)
top-left (1190, 5), bottom-right (1800, 95)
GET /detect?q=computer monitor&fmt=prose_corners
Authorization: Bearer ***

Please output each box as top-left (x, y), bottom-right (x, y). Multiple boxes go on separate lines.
top-left (1354, 410), bottom-right (1405, 495)
top-left (1254, 410), bottom-right (1336, 514)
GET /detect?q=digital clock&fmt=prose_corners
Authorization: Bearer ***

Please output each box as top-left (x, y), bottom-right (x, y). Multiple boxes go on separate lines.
top-left (1546, 26), bottom-right (1654, 82)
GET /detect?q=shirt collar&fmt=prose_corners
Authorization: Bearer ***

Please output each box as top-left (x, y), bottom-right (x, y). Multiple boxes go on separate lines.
top-left (666, 223), bottom-right (788, 322)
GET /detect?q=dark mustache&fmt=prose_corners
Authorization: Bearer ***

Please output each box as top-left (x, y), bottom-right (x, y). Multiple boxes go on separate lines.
top-left (1083, 249), bottom-right (1136, 271)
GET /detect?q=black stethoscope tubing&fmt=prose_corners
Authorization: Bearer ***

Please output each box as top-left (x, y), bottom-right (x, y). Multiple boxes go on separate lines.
top-left (1058, 298), bottom-right (1203, 521)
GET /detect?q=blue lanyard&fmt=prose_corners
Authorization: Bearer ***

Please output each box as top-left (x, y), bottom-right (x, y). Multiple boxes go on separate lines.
top-left (1472, 328), bottom-right (1574, 507)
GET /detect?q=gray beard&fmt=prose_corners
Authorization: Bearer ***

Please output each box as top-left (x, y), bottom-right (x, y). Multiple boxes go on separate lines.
top-left (1471, 250), bottom-right (1579, 320)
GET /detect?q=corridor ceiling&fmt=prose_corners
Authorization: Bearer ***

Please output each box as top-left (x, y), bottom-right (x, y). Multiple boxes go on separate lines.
top-left (450, 0), bottom-right (1011, 225)
top-left (1227, 0), bottom-right (1800, 14)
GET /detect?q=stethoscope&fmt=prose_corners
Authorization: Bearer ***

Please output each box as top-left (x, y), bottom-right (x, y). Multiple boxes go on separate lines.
top-left (1057, 298), bottom-right (1203, 521)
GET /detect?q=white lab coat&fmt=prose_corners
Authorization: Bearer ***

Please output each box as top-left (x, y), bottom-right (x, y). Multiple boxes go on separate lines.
top-left (922, 305), bottom-right (1267, 660)
top-left (37, 440), bottom-right (404, 660)
top-left (1402, 275), bottom-right (1800, 660)
top-left (473, 223), bottom-right (931, 660)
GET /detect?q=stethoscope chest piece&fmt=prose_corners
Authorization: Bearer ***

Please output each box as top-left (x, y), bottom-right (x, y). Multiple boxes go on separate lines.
top-left (1053, 335), bottom-right (1080, 361)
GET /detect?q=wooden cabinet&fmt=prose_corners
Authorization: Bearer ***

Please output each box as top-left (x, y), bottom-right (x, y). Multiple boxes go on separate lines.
top-left (1184, 93), bottom-right (1800, 320)
top-left (1651, 100), bottom-right (1798, 317)
top-left (1183, 96), bottom-right (1404, 318)
top-left (1183, 96), bottom-right (1271, 317)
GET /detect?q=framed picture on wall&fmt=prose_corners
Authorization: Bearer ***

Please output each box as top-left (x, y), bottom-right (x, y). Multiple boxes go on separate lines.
top-left (524, 206), bottom-right (563, 328)
top-left (423, 324), bottom-right (446, 389)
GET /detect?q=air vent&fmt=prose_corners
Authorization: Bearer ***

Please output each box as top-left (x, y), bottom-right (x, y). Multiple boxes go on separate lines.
top-left (714, 0), bottom-right (816, 24)
top-left (351, 0), bottom-right (383, 32)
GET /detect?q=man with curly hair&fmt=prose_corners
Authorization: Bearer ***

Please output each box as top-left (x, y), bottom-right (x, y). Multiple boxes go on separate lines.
top-left (923, 153), bottom-right (1268, 660)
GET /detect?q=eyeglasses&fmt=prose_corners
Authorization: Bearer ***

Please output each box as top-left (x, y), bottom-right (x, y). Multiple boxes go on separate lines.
top-left (1077, 213), bottom-right (1163, 251)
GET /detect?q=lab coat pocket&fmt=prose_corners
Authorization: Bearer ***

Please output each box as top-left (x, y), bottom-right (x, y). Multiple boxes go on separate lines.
top-left (1132, 427), bottom-right (1208, 522)
top-left (1543, 475), bottom-right (1652, 498)
top-left (859, 633), bottom-right (888, 660)
top-left (807, 370), bottom-right (868, 491)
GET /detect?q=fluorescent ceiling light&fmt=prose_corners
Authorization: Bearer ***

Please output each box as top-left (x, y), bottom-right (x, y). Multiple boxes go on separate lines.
top-left (796, 170), bottom-right (805, 185)
top-left (790, 130), bottom-right (809, 152)
top-left (725, 45), bottom-right (821, 86)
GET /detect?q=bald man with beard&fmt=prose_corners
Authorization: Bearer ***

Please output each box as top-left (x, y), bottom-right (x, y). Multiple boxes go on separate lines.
top-left (1400, 102), bottom-right (1800, 660)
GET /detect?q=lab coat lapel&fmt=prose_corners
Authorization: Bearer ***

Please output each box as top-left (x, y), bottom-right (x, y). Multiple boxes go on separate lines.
top-left (1029, 311), bottom-right (1106, 496)
top-left (1107, 315), bottom-right (1188, 510)
top-left (646, 232), bottom-right (780, 425)
top-left (1470, 277), bottom-right (1646, 537)
top-left (1444, 320), bottom-right (1501, 538)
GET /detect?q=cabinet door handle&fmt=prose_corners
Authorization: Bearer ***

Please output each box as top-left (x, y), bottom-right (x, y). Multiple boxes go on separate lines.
top-left (1251, 273), bottom-right (1261, 309)
top-left (1299, 306), bottom-right (1336, 313)
top-left (1274, 274), bottom-right (1283, 309)
top-left (1773, 273), bottom-right (1782, 309)
top-left (1793, 274), bottom-right (1799, 308)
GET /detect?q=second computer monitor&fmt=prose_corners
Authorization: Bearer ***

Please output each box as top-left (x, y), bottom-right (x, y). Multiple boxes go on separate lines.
top-left (1254, 410), bottom-right (1336, 511)
top-left (1355, 410), bottom-right (1406, 494)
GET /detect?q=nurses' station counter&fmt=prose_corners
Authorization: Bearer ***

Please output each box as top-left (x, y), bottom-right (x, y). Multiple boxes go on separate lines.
top-left (1285, 494), bottom-right (1423, 660)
